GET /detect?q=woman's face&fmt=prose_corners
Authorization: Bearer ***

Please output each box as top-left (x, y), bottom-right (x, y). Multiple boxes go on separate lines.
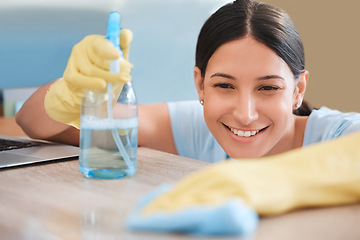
top-left (194, 36), bottom-right (306, 158)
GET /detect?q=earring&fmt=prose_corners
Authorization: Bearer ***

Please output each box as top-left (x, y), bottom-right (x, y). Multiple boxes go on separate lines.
top-left (199, 100), bottom-right (204, 105)
top-left (296, 102), bottom-right (301, 108)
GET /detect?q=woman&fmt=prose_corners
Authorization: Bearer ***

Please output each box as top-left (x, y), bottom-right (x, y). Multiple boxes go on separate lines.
top-left (16, 0), bottom-right (360, 163)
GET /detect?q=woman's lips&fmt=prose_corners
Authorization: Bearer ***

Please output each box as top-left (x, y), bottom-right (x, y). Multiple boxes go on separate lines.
top-left (224, 124), bottom-right (269, 138)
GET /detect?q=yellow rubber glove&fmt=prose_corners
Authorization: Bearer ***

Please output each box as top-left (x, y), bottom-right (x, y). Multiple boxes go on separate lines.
top-left (44, 29), bottom-right (133, 129)
top-left (142, 131), bottom-right (360, 216)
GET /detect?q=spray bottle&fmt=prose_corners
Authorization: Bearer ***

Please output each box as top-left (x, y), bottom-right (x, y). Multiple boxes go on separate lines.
top-left (79, 12), bottom-right (138, 179)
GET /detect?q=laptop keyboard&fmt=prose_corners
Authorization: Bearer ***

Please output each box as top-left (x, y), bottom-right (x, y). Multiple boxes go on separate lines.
top-left (0, 139), bottom-right (41, 152)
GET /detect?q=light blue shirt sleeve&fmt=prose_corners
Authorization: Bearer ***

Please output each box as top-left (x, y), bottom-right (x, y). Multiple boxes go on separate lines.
top-left (167, 101), bottom-right (227, 163)
top-left (303, 107), bottom-right (360, 146)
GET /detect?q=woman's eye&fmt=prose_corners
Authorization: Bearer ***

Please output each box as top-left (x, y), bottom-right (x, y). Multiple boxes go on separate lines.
top-left (215, 83), bottom-right (233, 89)
top-left (259, 86), bottom-right (279, 91)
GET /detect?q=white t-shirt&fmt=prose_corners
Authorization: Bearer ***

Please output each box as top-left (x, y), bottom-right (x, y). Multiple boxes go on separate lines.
top-left (168, 101), bottom-right (360, 163)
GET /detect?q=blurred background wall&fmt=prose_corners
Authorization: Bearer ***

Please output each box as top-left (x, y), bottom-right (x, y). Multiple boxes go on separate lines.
top-left (262, 0), bottom-right (360, 112)
top-left (0, 0), bottom-right (359, 115)
top-left (0, 0), bottom-right (225, 115)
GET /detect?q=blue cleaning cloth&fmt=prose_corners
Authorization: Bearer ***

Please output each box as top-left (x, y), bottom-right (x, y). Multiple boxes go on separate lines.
top-left (127, 184), bottom-right (259, 236)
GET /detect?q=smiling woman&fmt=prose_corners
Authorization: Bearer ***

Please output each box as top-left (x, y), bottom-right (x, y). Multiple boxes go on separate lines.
top-left (163, 0), bottom-right (360, 162)
top-left (11, 0), bottom-right (360, 236)
top-left (16, 0), bottom-right (360, 163)
top-left (195, 37), bottom-right (306, 158)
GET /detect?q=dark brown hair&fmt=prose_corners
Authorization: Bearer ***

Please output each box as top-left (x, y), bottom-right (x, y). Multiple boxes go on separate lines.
top-left (195, 0), bottom-right (316, 116)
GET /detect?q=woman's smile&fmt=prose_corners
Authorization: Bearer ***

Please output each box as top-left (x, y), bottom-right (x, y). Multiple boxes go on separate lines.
top-left (223, 122), bottom-right (268, 137)
top-left (222, 122), bottom-right (269, 144)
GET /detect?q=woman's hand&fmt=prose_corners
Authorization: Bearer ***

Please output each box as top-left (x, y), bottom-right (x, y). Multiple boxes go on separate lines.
top-left (44, 30), bottom-right (133, 129)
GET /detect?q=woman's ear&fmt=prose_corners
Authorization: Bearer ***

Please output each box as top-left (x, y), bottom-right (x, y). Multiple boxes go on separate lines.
top-left (194, 66), bottom-right (205, 101)
top-left (294, 70), bottom-right (309, 106)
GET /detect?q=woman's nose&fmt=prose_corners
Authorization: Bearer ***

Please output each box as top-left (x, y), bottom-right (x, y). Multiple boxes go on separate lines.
top-left (233, 94), bottom-right (259, 125)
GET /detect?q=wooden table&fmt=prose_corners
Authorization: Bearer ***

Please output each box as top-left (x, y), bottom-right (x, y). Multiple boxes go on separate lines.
top-left (1, 117), bottom-right (360, 240)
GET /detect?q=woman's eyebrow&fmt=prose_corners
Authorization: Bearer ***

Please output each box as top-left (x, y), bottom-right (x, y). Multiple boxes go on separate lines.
top-left (210, 73), bottom-right (236, 80)
top-left (257, 75), bottom-right (285, 81)
top-left (210, 73), bottom-right (285, 81)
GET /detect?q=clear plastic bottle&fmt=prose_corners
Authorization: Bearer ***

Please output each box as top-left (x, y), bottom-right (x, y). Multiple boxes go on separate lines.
top-left (79, 82), bottom-right (138, 179)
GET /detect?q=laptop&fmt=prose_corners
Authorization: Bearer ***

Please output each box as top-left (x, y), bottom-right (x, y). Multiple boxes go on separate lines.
top-left (0, 135), bottom-right (79, 168)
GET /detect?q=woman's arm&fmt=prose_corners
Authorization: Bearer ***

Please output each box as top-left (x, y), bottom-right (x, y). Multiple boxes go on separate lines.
top-left (16, 83), bottom-right (177, 153)
top-left (138, 103), bottom-right (178, 155)
top-left (15, 82), bottom-right (80, 146)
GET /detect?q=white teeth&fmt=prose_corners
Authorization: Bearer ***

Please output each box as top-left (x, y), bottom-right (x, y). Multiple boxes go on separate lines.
top-left (230, 128), bottom-right (260, 137)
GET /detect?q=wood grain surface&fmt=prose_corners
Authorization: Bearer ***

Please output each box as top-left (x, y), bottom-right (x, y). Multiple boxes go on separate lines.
top-left (1, 117), bottom-right (360, 240)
